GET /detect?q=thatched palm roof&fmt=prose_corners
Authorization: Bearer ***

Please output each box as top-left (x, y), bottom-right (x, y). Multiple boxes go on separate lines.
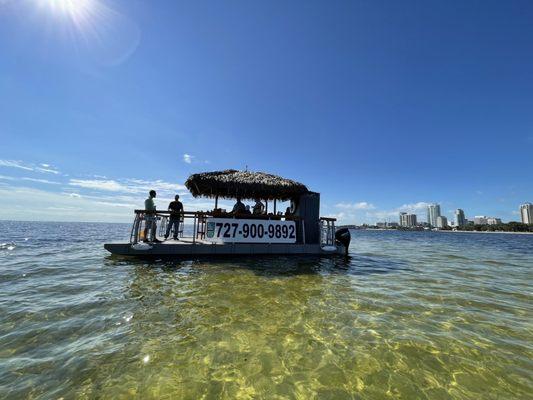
top-left (185, 170), bottom-right (309, 200)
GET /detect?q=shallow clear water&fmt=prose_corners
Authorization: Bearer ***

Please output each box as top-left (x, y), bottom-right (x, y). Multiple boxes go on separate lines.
top-left (0, 221), bottom-right (532, 399)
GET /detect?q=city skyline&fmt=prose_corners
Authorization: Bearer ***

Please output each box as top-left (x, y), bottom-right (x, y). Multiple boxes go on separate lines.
top-left (373, 202), bottom-right (529, 227)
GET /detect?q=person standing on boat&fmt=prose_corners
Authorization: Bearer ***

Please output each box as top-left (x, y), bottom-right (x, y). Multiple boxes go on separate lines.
top-left (164, 195), bottom-right (183, 240)
top-left (144, 190), bottom-right (161, 243)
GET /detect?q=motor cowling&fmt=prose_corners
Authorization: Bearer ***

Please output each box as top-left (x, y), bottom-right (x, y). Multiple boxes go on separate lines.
top-left (335, 228), bottom-right (351, 255)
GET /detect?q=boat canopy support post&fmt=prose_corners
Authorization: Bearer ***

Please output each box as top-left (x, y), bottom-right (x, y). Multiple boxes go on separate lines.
top-left (274, 199), bottom-right (277, 215)
top-left (214, 195), bottom-right (218, 209)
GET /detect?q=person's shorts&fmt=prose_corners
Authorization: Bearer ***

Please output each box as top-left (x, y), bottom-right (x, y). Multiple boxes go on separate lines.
top-left (145, 215), bottom-right (157, 224)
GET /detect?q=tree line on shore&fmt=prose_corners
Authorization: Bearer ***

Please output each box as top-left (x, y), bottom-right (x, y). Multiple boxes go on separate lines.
top-left (340, 222), bottom-right (533, 232)
top-left (453, 222), bottom-right (533, 232)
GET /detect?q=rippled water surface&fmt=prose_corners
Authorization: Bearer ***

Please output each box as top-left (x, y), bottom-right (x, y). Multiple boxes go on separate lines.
top-left (0, 221), bottom-right (532, 399)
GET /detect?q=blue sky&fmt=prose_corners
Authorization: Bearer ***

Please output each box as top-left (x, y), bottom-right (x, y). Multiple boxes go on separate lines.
top-left (1, 0), bottom-right (532, 223)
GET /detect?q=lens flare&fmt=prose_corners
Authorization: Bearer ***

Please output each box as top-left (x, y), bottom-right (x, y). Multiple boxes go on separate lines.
top-left (33, 0), bottom-right (141, 66)
top-left (39, 0), bottom-right (97, 29)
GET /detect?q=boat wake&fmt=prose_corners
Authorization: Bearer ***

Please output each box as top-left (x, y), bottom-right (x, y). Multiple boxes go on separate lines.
top-left (0, 242), bottom-right (16, 251)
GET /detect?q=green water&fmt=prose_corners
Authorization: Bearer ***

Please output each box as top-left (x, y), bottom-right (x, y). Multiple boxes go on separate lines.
top-left (0, 222), bottom-right (532, 399)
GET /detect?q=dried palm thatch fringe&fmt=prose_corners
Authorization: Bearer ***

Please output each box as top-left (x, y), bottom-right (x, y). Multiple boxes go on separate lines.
top-left (185, 170), bottom-right (309, 200)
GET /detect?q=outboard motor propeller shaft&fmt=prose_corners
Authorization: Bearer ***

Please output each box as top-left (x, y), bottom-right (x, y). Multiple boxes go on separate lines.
top-left (335, 228), bottom-right (351, 255)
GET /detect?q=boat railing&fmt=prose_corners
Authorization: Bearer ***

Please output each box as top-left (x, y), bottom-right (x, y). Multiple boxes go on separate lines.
top-left (130, 209), bottom-right (304, 244)
top-left (319, 217), bottom-right (336, 247)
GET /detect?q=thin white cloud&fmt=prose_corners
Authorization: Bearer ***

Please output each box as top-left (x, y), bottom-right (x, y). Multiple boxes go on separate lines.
top-left (0, 174), bottom-right (60, 184)
top-left (0, 160), bottom-right (34, 171)
top-left (21, 177), bottom-right (61, 185)
top-left (397, 202), bottom-right (431, 212)
top-left (0, 159), bottom-right (59, 174)
top-left (183, 154), bottom-right (193, 164)
top-left (365, 201), bottom-right (432, 223)
top-left (329, 212), bottom-right (347, 221)
top-left (69, 179), bottom-right (128, 192)
top-left (95, 201), bottom-right (137, 208)
top-left (335, 201), bottom-right (375, 210)
top-left (36, 167), bottom-right (60, 174)
top-left (68, 178), bottom-right (186, 194)
top-left (126, 179), bottom-right (187, 193)
top-left (366, 210), bottom-right (399, 220)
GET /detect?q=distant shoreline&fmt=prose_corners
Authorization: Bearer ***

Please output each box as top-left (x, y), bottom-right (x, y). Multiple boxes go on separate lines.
top-left (436, 229), bottom-right (533, 235)
top-left (358, 228), bottom-right (533, 235)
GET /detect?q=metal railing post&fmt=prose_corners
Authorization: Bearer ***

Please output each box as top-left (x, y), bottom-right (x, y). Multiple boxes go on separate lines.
top-left (130, 214), bottom-right (140, 244)
top-left (192, 214), bottom-right (197, 244)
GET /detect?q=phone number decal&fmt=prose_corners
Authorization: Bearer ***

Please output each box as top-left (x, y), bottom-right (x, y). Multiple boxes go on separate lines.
top-left (206, 218), bottom-right (296, 243)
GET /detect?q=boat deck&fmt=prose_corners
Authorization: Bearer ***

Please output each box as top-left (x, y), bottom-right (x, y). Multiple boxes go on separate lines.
top-left (104, 237), bottom-right (344, 258)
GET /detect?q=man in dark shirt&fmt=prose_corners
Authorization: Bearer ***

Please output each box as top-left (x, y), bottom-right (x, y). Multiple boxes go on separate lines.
top-left (231, 197), bottom-right (246, 214)
top-left (164, 195), bottom-right (184, 240)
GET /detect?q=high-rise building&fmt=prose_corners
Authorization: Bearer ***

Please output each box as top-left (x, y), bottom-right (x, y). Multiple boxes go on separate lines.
top-left (520, 203), bottom-right (532, 224)
top-left (455, 209), bottom-right (466, 227)
top-left (436, 216), bottom-right (448, 228)
top-left (474, 216), bottom-right (488, 225)
top-left (399, 212), bottom-right (407, 227)
top-left (473, 216), bottom-right (501, 225)
top-left (399, 212), bottom-right (417, 227)
top-left (427, 204), bottom-right (441, 227)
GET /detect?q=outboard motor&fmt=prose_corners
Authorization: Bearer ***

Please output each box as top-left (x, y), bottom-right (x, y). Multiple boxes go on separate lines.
top-left (335, 228), bottom-right (351, 255)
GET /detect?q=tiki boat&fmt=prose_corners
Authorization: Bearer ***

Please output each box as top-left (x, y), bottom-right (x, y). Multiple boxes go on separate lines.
top-left (104, 170), bottom-right (351, 257)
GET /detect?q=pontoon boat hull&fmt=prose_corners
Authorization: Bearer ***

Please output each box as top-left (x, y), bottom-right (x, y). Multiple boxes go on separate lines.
top-left (104, 241), bottom-right (346, 257)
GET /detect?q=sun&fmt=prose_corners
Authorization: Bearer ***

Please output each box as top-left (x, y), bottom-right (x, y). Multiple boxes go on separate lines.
top-left (40, 0), bottom-right (96, 27)
top-left (34, 0), bottom-right (139, 65)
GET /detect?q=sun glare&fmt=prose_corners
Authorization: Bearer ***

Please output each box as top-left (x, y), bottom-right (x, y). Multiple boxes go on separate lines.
top-left (40, 0), bottom-right (96, 28)
top-left (33, 0), bottom-right (140, 66)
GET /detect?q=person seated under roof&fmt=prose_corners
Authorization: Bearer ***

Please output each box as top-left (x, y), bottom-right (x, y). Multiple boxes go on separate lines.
top-left (231, 197), bottom-right (246, 214)
top-left (252, 199), bottom-right (265, 215)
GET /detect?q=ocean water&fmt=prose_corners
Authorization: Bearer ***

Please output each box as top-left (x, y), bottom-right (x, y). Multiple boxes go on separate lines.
top-left (0, 221), bottom-right (532, 399)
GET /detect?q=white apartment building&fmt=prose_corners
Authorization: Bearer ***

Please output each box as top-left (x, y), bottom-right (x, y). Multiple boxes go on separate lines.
top-left (520, 203), bottom-right (532, 224)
